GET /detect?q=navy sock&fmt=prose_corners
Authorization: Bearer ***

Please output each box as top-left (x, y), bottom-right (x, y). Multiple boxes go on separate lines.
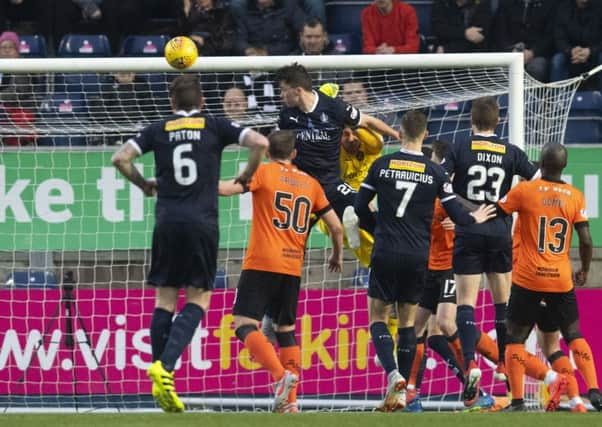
top-left (370, 322), bottom-right (397, 374)
top-left (456, 305), bottom-right (477, 371)
top-left (150, 308), bottom-right (174, 361)
top-left (160, 303), bottom-right (205, 371)
top-left (428, 334), bottom-right (464, 383)
top-left (397, 327), bottom-right (417, 380)
top-left (494, 303), bottom-right (507, 362)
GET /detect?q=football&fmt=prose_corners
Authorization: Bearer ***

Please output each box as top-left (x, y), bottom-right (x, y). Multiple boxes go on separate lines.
top-left (164, 36), bottom-right (198, 70)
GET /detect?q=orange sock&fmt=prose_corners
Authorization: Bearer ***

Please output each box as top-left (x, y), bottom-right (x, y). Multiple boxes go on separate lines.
top-left (476, 331), bottom-right (499, 364)
top-left (244, 330), bottom-right (285, 381)
top-left (570, 338), bottom-right (599, 390)
top-left (279, 345), bottom-right (300, 402)
top-left (448, 336), bottom-right (465, 374)
top-left (523, 352), bottom-right (548, 381)
top-left (505, 343), bottom-right (527, 400)
top-left (551, 353), bottom-right (578, 398)
top-left (409, 341), bottom-right (425, 387)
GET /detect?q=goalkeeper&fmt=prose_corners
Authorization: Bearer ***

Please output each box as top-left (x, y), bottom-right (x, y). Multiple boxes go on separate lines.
top-left (314, 82), bottom-right (383, 268)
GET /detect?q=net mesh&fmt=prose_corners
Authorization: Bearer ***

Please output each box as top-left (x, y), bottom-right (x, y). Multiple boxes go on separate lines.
top-left (0, 59), bottom-right (584, 412)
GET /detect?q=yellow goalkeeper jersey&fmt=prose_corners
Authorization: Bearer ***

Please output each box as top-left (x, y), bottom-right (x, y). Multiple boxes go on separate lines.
top-left (340, 127), bottom-right (383, 190)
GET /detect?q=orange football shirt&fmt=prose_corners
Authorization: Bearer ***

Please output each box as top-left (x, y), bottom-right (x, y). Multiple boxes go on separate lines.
top-left (242, 162), bottom-right (331, 276)
top-left (428, 199), bottom-right (454, 270)
top-left (498, 179), bottom-right (588, 293)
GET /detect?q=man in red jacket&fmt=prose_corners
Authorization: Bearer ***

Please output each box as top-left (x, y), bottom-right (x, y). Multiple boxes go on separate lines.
top-left (361, 0), bottom-right (420, 54)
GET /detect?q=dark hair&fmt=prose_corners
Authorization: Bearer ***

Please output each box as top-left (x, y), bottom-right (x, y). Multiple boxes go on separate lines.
top-left (401, 110), bottom-right (427, 140)
top-left (275, 63), bottom-right (313, 92)
top-left (169, 75), bottom-right (203, 111)
top-left (302, 17), bottom-right (326, 33)
top-left (268, 130), bottom-right (296, 160)
top-left (431, 139), bottom-right (449, 160)
top-left (421, 145), bottom-right (433, 158)
top-left (471, 97), bottom-right (499, 131)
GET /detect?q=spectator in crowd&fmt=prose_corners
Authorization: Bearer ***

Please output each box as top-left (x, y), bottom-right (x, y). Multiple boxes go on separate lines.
top-left (551, 0), bottom-right (602, 89)
top-left (222, 86), bottom-right (247, 120)
top-left (494, 0), bottom-right (556, 82)
top-left (0, 0), bottom-right (37, 32)
top-left (293, 17), bottom-right (336, 55)
top-left (175, 0), bottom-right (236, 56)
top-left (101, 0), bottom-right (148, 54)
top-left (341, 80), bottom-right (370, 109)
top-left (0, 31), bottom-right (36, 146)
top-left (234, 0), bottom-right (305, 56)
top-left (431, 0), bottom-right (493, 53)
top-left (229, 0), bottom-right (325, 24)
top-left (361, 0), bottom-right (420, 54)
top-left (72, 0), bottom-right (102, 21)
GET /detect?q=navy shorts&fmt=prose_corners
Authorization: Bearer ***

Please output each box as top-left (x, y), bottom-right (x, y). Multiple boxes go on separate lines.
top-left (507, 284), bottom-right (579, 332)
top-left (325, 182), bottom-right (356, 220)
top-left (148, 222), bottom-right (218, 289)
top-left (452, 232), bottom-right (512, 274)
top-left (233, 269), bottom-right (301, 326)
top-left (418, 269), bottom-right (456, 312)
top-left (368, 252), bottom-right (426, 304)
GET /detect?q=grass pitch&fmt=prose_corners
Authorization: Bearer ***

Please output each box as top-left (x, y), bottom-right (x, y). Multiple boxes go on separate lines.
top-left (0, 413), bottom-right (599, 427)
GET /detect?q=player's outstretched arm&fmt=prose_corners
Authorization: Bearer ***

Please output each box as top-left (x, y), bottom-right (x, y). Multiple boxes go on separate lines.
top-left (575, 223), bottom-right (593, 286)
top-left (441, 196), bottom-right (496, 225)
top-left (359, 113), bottom-right (400, 141)
top-left (237, 130), bottom-right (268, 185)
top-left (218, 180), bottom-right (245, 196)
top-left (321, 209), bottom-right (344, 272)
top-left (112, 143), bottom-right (156, 197)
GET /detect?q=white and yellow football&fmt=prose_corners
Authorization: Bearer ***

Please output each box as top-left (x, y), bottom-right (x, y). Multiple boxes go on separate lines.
top-left (164, 36), bottom-right (198, 70)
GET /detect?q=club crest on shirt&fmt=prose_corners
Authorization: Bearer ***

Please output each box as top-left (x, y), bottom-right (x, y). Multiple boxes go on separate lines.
top-left (320, 112), bottom-right (329, 123)
top-left (388, 159), bottom-right (426, 173)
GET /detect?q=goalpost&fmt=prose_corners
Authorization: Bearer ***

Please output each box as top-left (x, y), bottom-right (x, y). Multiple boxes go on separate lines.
top-left (0, 53), bottom-right (587, 412)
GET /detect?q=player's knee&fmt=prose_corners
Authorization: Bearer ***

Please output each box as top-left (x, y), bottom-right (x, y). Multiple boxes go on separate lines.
top-left (275, 330), bottom-right (297, 347)
top-left (235, 324), bottom-right (258, 342)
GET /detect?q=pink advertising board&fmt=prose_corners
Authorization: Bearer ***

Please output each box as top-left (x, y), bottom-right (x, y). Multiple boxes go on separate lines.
top-left (1, 288), bottom-right (600, 397)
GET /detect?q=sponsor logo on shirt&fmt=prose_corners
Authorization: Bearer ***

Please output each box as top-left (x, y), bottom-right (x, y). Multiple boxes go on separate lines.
top-left (165, 117), bottom-right (206, 131)
top-left (388, 159), bottom-right (426, 173)
top-left (471, 140), bottom-right (507, 154)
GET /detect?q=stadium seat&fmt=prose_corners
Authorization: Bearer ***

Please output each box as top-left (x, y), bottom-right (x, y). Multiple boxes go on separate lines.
top-left (6, 270), bottom-right (59, 288)
top-left (37, 93), bottom-right (88, 146)
top-left (565, 91), bottom-right (602, 143)
top-left (18, 35), bottom-right (48, 58)
top-left (121, 35), bottom-right (168, 57)
top-left (58, 34), bottom-right (111, 57)
top-left (213, 268), bottom-right (228, 289)
top-left (413, 1), bottom-right (432, 37)
top-left (328, 33), bottom-right (355, 54)
top-left (351, 267), bottom-right (370, 288)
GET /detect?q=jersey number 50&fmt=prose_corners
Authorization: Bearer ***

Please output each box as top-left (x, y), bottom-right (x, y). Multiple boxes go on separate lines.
top-left (273, 191), bottom-right (311, 234)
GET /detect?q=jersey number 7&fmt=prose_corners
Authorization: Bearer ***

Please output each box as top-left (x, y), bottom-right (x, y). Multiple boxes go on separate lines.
top-left (395, 181), bottom-right (417, 218)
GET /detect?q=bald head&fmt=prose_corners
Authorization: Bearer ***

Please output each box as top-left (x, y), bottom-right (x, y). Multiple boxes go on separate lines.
top-left (540, 143), bottom-right (567, 176)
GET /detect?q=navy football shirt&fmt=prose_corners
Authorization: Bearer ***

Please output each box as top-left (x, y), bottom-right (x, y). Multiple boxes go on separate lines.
top-left (278, 90), bottom-right (361, 191)
top-left (357, 148), bottom-right (461, 259)
top-left (442, 135), bottom-right (538, 203)
top-left (128, 111), bottom-right (248, 225)
top-left (442, 134), bottom-right (539, 235)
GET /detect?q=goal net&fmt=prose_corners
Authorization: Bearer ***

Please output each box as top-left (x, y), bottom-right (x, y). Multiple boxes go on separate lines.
top-left (0, 54), bottom-right (585, 412)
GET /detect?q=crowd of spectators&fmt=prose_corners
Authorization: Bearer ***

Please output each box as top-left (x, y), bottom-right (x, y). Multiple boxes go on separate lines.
top-left (0, 0), bottom-right (601, 146)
